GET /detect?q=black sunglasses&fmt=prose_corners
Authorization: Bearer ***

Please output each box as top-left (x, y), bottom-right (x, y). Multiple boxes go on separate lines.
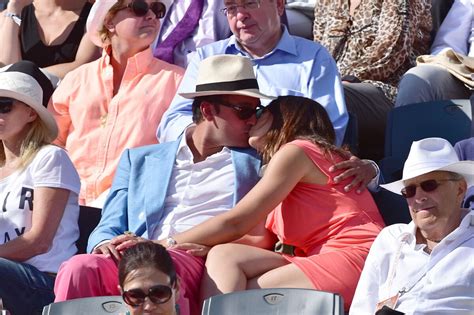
top-left (126, 0), bottom-right (166, 18)
top-left (401, 178), bottom-right (459, 198)
top-left (0, 98), bottom-right (14, 114)
top-left (218, 102), bottom-right (265, 120)
top-left (122, 284), bottom-right (173, 307)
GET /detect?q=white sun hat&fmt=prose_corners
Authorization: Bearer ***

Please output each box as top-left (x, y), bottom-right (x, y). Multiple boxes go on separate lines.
top-left (381, 137), bottom-right (474, 195)
top-left (86, 0), bottom-right (119, 47)
top-left (0, 61), bottom-right (58, 142)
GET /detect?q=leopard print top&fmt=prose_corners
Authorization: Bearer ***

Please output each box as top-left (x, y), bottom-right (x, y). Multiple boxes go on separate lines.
top-left (313, 0), bottom-right (432, 102)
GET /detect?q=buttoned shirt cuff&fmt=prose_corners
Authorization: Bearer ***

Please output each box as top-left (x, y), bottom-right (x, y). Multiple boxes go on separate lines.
top-left (366, 160), bottom-right (381, 192)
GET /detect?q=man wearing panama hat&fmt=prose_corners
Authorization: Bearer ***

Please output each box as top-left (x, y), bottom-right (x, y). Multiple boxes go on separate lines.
top-left (54, 54), bottom-right (274, 315)
top-left (350, 137), bottom-right (474, 315)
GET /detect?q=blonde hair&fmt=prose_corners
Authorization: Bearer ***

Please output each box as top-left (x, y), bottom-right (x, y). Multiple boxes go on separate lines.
top-left (98, 0), bottom-right (127, 45)
top-left (0, 117), bottom-right (50, 170)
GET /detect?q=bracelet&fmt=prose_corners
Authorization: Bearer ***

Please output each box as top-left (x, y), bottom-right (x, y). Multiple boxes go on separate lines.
top-left (4, 12), bottom-right (21, 26)
top-left (166, 237), bottom-right (177, 248)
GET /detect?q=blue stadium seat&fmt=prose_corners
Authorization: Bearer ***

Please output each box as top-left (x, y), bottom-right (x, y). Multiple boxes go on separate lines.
top-left (76, 206), bottom-right (102, 254)
top-left (380, 99), bottom-right (472, 183)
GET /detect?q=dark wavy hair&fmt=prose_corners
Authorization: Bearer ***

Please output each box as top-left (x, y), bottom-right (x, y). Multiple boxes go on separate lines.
top-left (118, 242), bottom-right (177, 288)
top-left (260, 95), bottom-right (351, 164)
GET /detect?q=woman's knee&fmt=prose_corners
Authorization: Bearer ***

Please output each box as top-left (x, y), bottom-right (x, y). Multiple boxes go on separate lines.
top-left (205, 244), bottom-right (243, 269)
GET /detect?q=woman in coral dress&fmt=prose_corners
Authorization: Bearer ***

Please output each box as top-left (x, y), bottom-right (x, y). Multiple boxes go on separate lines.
top-left (146, 95), bottom-right (385, 311)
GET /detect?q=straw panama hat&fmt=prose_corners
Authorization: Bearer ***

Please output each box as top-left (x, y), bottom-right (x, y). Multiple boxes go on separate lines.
top-left (179, 55), bottom-right (275, 100)
top-left (87, 0), bottom-right (119, 47)
top-left (381, 137), bottom-right (474, 195)
top-left (0, 61), bottom-right (58, 142)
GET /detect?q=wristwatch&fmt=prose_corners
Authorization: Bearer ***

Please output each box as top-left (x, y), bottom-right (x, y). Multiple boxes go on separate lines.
top-left (4, 12), bottom-right (21, 26)
top-left (166, 237), bottom-right (177, 248)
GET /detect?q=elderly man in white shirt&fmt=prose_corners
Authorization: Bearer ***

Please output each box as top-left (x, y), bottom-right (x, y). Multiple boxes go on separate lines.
top-left (395, 0), bottom-right (474, 106)
top-left (350, 137), bottom-right (474, 315)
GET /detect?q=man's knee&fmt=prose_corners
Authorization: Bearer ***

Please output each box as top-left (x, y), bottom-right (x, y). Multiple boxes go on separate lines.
top-left (57, 254), bottom-right (107, 276)
top-left (396, 65), bottom-right (454, 106)
top-left (54, 254), bottom-right (119, 301)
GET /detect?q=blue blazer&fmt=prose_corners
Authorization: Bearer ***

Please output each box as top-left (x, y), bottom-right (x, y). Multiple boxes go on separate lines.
top-left (87, 139), bottom-right (261, 252)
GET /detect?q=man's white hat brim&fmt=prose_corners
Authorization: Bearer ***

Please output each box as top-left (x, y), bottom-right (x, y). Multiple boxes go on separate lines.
top-left (381, 160), bottom-right (474, 195)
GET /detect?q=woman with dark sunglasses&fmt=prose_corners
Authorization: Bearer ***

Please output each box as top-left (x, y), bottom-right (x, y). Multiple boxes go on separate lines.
top-left (0, 61), bottom-right (81, 314)
top-left (119, 242), bottom-right (179, 315)
top-left (157, 95), bottom-right (385, 312)
top-left (48, 0), bottom-right (184, 207)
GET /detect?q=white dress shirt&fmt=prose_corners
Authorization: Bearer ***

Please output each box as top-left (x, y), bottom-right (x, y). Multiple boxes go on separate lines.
top-left (150, 132), bottom-right (235, 240)
top-left (350, 210), bottom-right (474, 315)
top-left (431, 0), bottom-right (474, 57)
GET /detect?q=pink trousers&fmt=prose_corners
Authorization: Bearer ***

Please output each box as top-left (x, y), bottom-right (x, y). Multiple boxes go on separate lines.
top-left (54, 249), bottom-right (205, 315)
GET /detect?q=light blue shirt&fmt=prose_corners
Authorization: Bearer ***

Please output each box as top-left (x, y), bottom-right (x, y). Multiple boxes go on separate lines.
top-left (157, 27), bottom-right (348, 145)
top-left (431, 0), bottom-right (474, 57)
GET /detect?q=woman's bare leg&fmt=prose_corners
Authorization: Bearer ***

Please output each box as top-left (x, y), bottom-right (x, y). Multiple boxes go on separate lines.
top-left (247, 262), bottom-right (314, 289)
top-left (200, 243), bottom-right (289, 301)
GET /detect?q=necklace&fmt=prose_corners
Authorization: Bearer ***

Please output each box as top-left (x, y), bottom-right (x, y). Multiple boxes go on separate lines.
top-left (426, 237), bottom-right (442, 243)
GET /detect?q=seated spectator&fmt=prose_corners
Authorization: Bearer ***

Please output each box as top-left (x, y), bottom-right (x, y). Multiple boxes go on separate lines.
top-left (350, 137), bottom-right (474, 314)
top-left (430, 0), bottom-right (454, 44)
top-left (396, 0), bottom-right (473, 106)
top-left (157, 0), bottom-right (349, 149)
top-left (0, 61), bottom-right (80, 314)
top-left (53, 54), bottom-right (271, 315)
top-left (48, 0), bottom-right (184, 206)
top-left (153, 0), bottom-right (231, 68)
top-left (455, 137), bottom-right (474, 209)
top-left (162, 95), bottom-right (385, 312)
top-left (53, 55), bottom-right (378, 315)
top-left (313, 0), bottom-right (431, 161)
top-left (0, 0), bottom-right (100, 80)
top-left (119, 242), bottom-right (179, 315)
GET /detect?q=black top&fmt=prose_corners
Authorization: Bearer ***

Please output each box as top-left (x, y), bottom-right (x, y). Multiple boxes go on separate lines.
top-left (20, 2), bottom-right (92, 68)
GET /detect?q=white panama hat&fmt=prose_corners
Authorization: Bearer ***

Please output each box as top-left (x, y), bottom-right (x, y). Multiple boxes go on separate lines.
top-left (86, 0), bottom-right (119, 47)
top-left (0, 61), bottom-right (58, 142)
top-left (179, 55), bottom-right (275, 100)
top-left (381, 137), bottom-right (474, 195)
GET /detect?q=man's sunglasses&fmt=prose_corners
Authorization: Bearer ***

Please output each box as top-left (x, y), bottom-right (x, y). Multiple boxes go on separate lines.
top-left (125, 0), bottom-right (166, 18)
top-left (218, 102), bottom-right (265, 120)
top-left (122, 284), bottom-right (173, 307)
top-left (0, 98), bottom-right (14, 114)
top-left (401, 178), bottom-right (459, 199)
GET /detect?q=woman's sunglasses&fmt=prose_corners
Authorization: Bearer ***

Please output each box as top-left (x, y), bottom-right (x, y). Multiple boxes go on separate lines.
top-left (0, 98), bottom-right (14, 114)
top-left (125, 0), bottom-right (166, 18)
top-left (218, 102), bottom-right (265, 120)
top-left (401, 178), bottom-right (459, 199)
top-left (122, 284), bottom-right (173, 307)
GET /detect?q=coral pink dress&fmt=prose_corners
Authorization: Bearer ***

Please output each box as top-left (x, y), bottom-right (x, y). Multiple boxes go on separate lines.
top-left (265, 140), bottom-right (384, 310)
